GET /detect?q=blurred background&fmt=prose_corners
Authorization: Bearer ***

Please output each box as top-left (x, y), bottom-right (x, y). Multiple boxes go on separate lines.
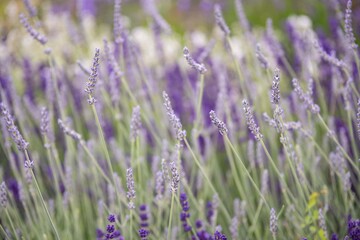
top-left (1, 0), bottom-right (360, 38)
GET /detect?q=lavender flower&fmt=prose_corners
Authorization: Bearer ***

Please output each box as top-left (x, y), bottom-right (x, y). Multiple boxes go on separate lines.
top-left (357, 99), bottom-right (360, 141)
top-left (139, 204), bottom-right (150, 228)
top-left (347, 217), bottom-right (360, 239)
top-left (209, 110), bottom-right (228, 136)
top-left (344, 0), bottom-right (357, 50)
top-left (261, 169), bottom-right (269, 195)
top-left (0, 182), bottom-right (7, 208)
top-left (270, 208), bottom-right (278, 235)
top-left (179, 193), bottom-right (192, 233)
top-left (229, 216), bottom-right (239, 239)
top-left (19, 13), bottom-right (47, 45)
top-left (40, 107), bottom-right (49, 134)
top-left (155, 170), bottom-right (164, 201)
top-left (113, 0), bottom-right (123, 44)
top-left (255, 44), bottom-right (268, 69)
top-left (0, 103), bottom-right (29, 151)
top-left (84, 48), bottom-right (100, 105)
top-left (58, 119), bottom-right (82, 142)
top-left (97, 214), bottom-right (124, 240)
top-left (214, 230), bottom-right (227, 239)
top-left (214, 4), bottom-right (230, 36)
top-left (126, 168), bottom-right (136, 209)
top-left (292, 78), bottom-right (320, 114)
top-left (130, 106), bottom-right (141, 141)
top-left (169, 161), bottom-right (180, 193)
top-left (183, 47), bottom-right (207, 74)
top-left (138, 228), bottom-right (150, 240)
top-left (271, 68), bottom-right (280, 105)
top-left (313, 40), bottom-right (345, 68)
top-left (235, 0), bottom-right (250, 33)
top-left (162, 91), bottom-right (186, 141)
top-left (242, 100), bottom-right (263, 141)
top-left (23, 0), bottom-right (37, 17)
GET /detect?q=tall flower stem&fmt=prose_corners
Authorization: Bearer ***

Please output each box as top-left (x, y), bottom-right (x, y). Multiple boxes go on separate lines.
top-left (167, 193), bottom-right (175, 240)
top-left (224, 136), bottom-right (270, 209)
top-left (317, 114), bottom-right (360, 175)
top-left (26, 151), bottom-right (60, 240)
top-left (5, 209), bottom-right (18, 240)
top-left (194, 74), bottom-right (205, 131)
top-left (184, 138), bottom-right (232, 222)
top-left (226, 37), bottom-right (247, 98)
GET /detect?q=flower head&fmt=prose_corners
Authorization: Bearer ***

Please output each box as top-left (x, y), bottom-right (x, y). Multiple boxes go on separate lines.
top-left (214, 4), bottom-right (230, 36)
top-left (84, 48), bottom-right (100, 104)
top-left (209, 110), bottom-right (228, 136)
top-left (0, 103), bottom-right (29, 151)
top-left (183, 47), bottom-right (207, 74)
top-left (242, 100), bottom-right (263, 141)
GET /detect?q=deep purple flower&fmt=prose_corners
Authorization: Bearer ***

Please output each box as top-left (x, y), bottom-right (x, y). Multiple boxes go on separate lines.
top-left (97, 214), bottom-right (123, 240)
top-left (138, 228), bottom-right (149, 239)
top-left (139, 204), bottom-right (150, 228)
top-left (214, 230), bottom-right (227, 240)
top-left (179, 193), bottom-right (192, 233)
top-left (331, 233), bottom-right (339, 240)
top-left (347, 217), bottom-right (360, 240)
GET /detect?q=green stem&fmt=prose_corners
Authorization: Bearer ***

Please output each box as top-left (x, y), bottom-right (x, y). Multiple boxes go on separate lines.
top-left (195, 74), bottom-right (205, 131)
top-left (167, 194), bottom-right (175, 240)
top-left (184, 138), bottom-right (232, 222)
top-left (224, 136), bottom-right (270, 209)
top-left (317, 114), bottom-right (360, 175)
top-left (27, 152), bottom-right (60, 240)
top-left (5, 209), bottom-right (18, 240)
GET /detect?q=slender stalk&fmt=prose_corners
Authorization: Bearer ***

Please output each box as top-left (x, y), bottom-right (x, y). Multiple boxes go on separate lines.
top-left (27, 161), bottom-right (60, 240)
top-left (224, 136), bottom-right (270, 209)
top-left (91, 104), bottom-right (114, 178)
top-left (194, 74), bottom-right (205, 131)
top-left (317, 114), bottom-right (360, 175)
top-left (167, 193), bottom-right (175, 240)
top-left (184, 138), bottom-right (232, 222)
top-left (5, 209), bottom-right (18, 240)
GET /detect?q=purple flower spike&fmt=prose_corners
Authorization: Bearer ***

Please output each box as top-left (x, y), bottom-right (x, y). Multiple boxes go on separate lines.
top-left (179, 193), bottom-right (192, 233)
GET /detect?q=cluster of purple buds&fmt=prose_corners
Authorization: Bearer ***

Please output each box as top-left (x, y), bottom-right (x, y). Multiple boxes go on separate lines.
top-left (138, 204), bottom-right (150, 239)
top-left (194, 220), bottom-right (212, 240)
top-left (179, 193), bottom-right (192, 232)
top-left (214, 230), bottom-right (227, 240)
top-left (96, 214), bottom-right (124, 240)
top-left (347, 217), bottom-right (360, 240)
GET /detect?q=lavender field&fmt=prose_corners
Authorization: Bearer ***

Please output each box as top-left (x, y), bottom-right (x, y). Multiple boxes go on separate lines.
top-left (0, 0), bottom-right (359, 239)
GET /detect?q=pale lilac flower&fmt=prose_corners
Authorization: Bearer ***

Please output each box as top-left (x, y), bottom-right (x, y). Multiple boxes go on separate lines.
top-left (0, 182), bottom-right (7, 208)
top-left (183, 47), bottom-right (207, 74)
top-left (23, 0), bottom-right (37, 17)
top-left (357, 99), bottom-right (360, 141)
top-left (270, 208), bottom-right (278, 235)
top-left (162, 91), bottom-right (186, 141)
top-left (271, 68), bottom-right (280, 105)
top-left (40, 107), bottom-right (49, 134)
top-left (130, 106), bottom-right (142, 141)
top-left (255, 44), bottom-right (268, 69)
top-left (84, 48), bottom-right (100, 105)
top-left (344, 0), bottom-right (357, 50)
top-left (292, 78), bottom-right (320, 114)
top-left (57, 119), bottom-right (82, 142)
top-left (214, 4), bottom-right (230, 36)
top-left (0, 103), bottom-right (29, 151)
top-left (242, 100), bottom-right (263, 141)
top-left (19, 13), bottom-right (47, 45)
top-left (126, 168), bottom-right (136, 209)
top-left (209, 110), bottom-right (228, 136)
